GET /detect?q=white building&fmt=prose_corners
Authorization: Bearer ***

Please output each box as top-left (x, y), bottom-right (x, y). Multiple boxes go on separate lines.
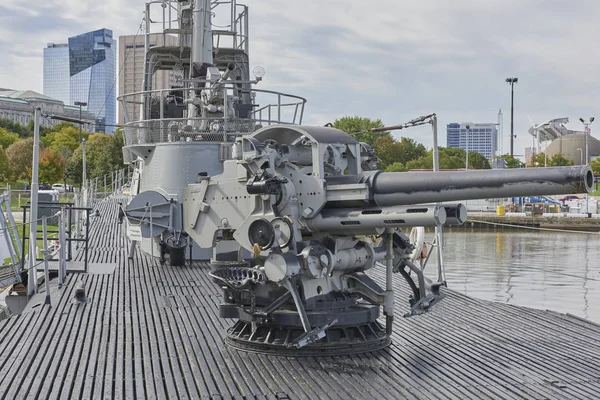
top-left (0, 89), bottom-right (95, 131)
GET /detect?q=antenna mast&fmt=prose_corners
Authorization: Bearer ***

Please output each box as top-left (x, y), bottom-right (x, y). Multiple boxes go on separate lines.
top-left (498, 108), bottom-right (503, 156)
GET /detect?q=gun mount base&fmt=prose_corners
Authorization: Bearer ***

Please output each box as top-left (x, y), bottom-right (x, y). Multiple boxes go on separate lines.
top-left (225, 319), bottom-right (390, 356)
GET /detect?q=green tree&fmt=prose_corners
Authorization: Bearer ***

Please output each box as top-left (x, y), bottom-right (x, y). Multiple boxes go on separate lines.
top-left (333, 116), bottom-right (388, 146)
top-left (549, 153), bottom-right (573, 167)
top-left (528, 152), bottom-right (547, 167)
top-left (65, 148), bottom-right (83, 186)
top-left (468, 151), bottom-right (491, 169)
top-left (493, 154), bottom-right (525, 168)
top-left (5, 138), bottom-right (33, 180)
top-left (41, 125), bottom-right (83, 158)
top-left (39, 149), bottom-right (66, 184)
top-left (0, 128), bottom-right (20, 149)
top-left (385, 162), bottom-right (407, 172)
top-left (591, 157), bottom-right (600, 174)
top-left (0, 118), bottom-right (31, 138)
top-left (0, 146), bottom-right (8, 181)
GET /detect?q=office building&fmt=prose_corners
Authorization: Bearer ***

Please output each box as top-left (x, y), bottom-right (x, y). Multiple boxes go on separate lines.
top-left (43, 43), bottom-right (70, 105)
top-left (446, 122), bottom-right (498, 159)
top-left (118, 33), bottom-right (178, 124)
top-left (43, 29), bottom-right (116, 133)
top-left (524, 147), bottom-right (534, 164)
top-left (0, 89), bottom-right (95, 131)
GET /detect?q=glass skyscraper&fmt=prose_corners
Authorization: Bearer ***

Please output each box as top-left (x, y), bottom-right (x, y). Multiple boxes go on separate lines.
top-left (43, 29), bottom-right (116, 133)
top-left (43, 44), bottom-right (70, 105)
top-left (446, 122), bottom-right (498, 159)
top-left (69, 29), bottom-right (116, 133)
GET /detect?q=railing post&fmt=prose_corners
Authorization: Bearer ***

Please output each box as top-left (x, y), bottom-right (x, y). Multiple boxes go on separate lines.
top-left (59, 208), bottom-right (66, 288)
top-left (277, 93), bottom-right (281, 123)
top-left (42, 216), bottom-right (51, 306)
top-left (160, 93), bottom-right (165, 142)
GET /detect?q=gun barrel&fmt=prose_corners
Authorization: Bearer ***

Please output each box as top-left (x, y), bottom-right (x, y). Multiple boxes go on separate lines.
top-left (305, 205), bottom-right (446, 234)
top-left (369, 166), bottom-right (592, 207)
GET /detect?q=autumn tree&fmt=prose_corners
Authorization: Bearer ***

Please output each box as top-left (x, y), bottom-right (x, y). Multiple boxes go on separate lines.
top-left (39, 149), bottom-right (66, 184)
top-left (5, 138), bottom-right (33, 180)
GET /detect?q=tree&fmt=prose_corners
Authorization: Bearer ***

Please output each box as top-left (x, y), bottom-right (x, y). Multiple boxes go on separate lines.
top-left (591, 158), bottom-right (600, 174)
top-left (39, 149), bottom-right (66, 184)
top-left (528, 152), bottom-right (547, 167)
top-left (0, 146), bottom-right (8, 181)
top-left (0, 118), bottom-right (32, 138)
top-left (467, 151), bottom-right (491, 169)
top-left (332, 116), bottom-right (388, 146)
top-left (549, 153), bottom-right (573, 166)
top-left (41, 125), bottom-right (82, 152)
top-left (5, 138), bottom-right (33, 180)
top-left (0, 128), bottom-right (19, 149)
top-left (528, 152), bottom-right (573, 167)
top-left (385, 162), bottom-right (407, 172)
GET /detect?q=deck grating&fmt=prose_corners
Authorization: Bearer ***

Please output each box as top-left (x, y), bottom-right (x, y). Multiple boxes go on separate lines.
top-left (0, 196), bottom-right (599, 399)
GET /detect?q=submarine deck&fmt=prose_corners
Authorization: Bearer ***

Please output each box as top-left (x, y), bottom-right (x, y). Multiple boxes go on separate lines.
top-left (0, 198), bottom-right (599, 399)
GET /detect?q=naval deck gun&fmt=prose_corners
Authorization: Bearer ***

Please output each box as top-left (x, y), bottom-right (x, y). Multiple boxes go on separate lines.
top-left (182, 124), bottom-right (593, 355)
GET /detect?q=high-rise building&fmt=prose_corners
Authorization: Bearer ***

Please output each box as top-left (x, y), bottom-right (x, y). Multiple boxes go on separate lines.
top-left (43, 43), bottom-right (70, 105)
top-left (69, 29), bottom-right (116, 133)
top-left (43, 29), bottom-right (116, 133)
top-left (118, 33), bottom-right (178, 124)
top-left (524, 147), bottom-right (534, 164)
top-left (446, 122), bottom-right (498, 159)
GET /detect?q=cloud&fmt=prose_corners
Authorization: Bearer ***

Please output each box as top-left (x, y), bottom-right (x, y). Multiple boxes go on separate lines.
top-left (1, 0), bottom-right (599, 155)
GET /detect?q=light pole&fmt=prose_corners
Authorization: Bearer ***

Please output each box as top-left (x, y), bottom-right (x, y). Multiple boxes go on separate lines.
top-left (579, 117), bottom-right (594, 216)
top-left (465, 124), bottom-right (470, 170)
top-left (577, 148), bottom-right (583, 165)
top-left (74, 101), bottom-right (87, 190)
top-left (74, 101), bottom-right (87, 143)
top-left (506, 77), bottom-right (518, 157)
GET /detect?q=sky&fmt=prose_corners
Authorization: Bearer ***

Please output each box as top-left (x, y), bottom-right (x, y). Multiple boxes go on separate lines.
top-left (1, 0), bottom-right (599, 157)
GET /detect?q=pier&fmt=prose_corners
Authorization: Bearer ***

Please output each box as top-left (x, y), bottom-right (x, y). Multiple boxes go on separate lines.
top-left (465, 212), bottom-right (600, 232)
top-left (0, 197), bottom-right (599, 399)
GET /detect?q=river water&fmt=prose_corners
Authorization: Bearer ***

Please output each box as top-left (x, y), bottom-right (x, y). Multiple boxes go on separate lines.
top-left (436, 228), bottom-right (600, 323)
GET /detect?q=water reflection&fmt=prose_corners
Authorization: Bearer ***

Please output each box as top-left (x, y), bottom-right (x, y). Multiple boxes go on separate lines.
top-left (437, 228), bottom-right (600, 323)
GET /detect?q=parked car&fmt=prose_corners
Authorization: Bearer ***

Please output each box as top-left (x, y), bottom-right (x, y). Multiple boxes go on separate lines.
top-left (558, 195), bottom-right (581, 202)
top-left (52, 183), bottom-right (66, 193)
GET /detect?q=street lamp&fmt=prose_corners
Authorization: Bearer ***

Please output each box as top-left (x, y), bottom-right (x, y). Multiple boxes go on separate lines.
top-left (577, 148), bottom-right (583, 165)
top-left (74, 101), bottom-right (87, 143)
top-left (579, 117), bottom-right (594, 216)
top-left (74, 101), bottom-right (87, 191)
top-left (506, 77), bottom-right (518, 157)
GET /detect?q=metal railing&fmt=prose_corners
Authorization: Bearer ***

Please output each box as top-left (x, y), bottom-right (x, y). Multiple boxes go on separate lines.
top-left (118, 86), bottom-right (306, 146)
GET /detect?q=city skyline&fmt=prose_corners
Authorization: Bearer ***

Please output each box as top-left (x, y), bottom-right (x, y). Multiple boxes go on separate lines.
top-left (1, 1), bottom-right (598, 152)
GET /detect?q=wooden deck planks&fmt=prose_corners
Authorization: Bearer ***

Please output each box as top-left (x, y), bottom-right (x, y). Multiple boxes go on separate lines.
top-left (0, 196), bottom-right (599, 399)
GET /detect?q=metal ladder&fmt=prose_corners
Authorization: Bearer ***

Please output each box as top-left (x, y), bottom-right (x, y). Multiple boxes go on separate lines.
top-left (0, 192), bottom-right (22, 287)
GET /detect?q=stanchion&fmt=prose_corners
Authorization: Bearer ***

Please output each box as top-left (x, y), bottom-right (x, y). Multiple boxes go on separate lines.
top-left (42, 216), bottom-right (51, 306)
